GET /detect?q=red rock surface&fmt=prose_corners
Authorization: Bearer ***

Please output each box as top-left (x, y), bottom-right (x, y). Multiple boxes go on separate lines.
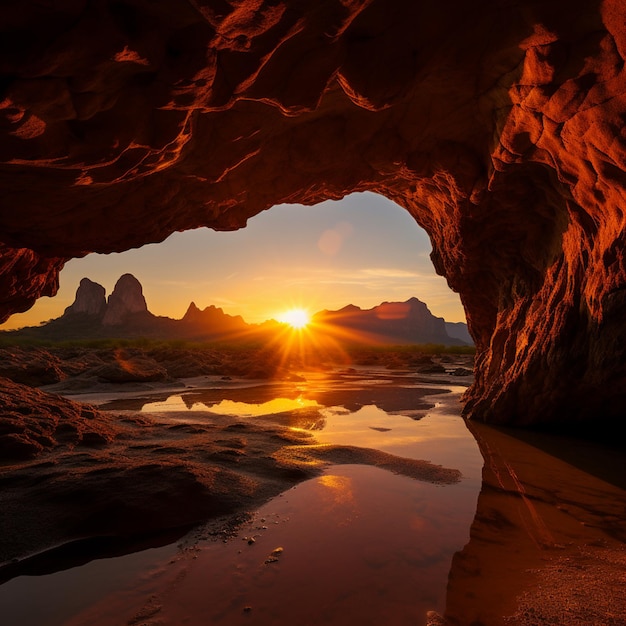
top-left (1, 0), bottom-right (625, 427)
top-left (0, 376), bottom-right (114, 460)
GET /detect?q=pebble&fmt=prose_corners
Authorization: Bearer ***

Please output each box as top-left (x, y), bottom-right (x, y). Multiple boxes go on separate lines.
top-left (264, 546), bottom-right (284, 564)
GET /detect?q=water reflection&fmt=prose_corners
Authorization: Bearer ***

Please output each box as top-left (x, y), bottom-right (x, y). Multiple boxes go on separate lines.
top-left (100, 371), bottom-right (451, 416)
top-left (66, 463), bottom-right (480, 626)
top-left (141, 393), bottom-right (321, 416)
top-left (156, 464), bottom-right (477, 626)
top-left (443, 421), bottom-right (626, 625)
top-left (2, 372), bottom-right (623, 625)
top-left (0, 379), bottom-right (480, 626)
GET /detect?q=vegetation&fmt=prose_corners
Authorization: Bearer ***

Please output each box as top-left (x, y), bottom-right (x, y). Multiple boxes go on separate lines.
top-left (0, 333), bottom-right (475, 356)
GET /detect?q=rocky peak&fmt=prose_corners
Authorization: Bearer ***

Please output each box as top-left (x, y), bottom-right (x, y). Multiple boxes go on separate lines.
top-left (63, 278), bottom-right (106, 317)
top-left (181, 302), bottom-right (244, 330)
top-left (182, 302), bottom-right (202, 322)
top-left (102, 274), bottom-right (148, 326)
top-left (376, 298), bottom-right (428, 320)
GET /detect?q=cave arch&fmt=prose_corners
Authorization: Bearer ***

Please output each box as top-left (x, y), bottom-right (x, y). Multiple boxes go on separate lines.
top-left (4, 192), bottom-right (464, 331)
top-left (1, 0), bottom-right (625, 428)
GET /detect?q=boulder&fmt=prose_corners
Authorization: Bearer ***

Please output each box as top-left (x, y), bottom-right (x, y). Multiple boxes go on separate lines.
top-left (0, 377), bottom-right (115, 460)
top-left (95, 350), bottom-right (168, 383)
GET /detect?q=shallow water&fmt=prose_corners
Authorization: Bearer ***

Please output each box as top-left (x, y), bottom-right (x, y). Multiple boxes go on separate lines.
top-left (2, 369), bottom-right (624, 625)
top-left (0, 372), bottom-right (482, 626)
top-left (154, 463), bottom-right (477, 626)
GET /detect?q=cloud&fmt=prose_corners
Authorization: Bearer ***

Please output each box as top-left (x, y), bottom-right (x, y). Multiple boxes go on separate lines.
top-left (361, 268), bottom-right (422, 278)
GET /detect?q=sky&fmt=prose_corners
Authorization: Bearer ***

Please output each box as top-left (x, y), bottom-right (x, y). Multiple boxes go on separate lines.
top-left (1, 192), bottom-right (467, 330)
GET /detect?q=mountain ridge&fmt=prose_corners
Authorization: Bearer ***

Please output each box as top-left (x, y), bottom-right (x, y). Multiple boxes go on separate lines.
top-left (3, 274), bottom-right (472, 346)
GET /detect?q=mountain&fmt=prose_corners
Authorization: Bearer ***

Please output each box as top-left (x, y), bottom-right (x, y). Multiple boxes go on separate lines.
top-left (4, 274), bottom-right (252, 342)
top-left (313, 297), bottom-right (469, 346)
top-left (102, 273), bottom-right (148, 325)
top-left (445, 321), bottom-right (473, 345)
top-left (63, 278), bottom-right (106, 316)
top-left (176, 302), bottom-right (250, 338)
top-left (2, 275), bottom-right (472, 346)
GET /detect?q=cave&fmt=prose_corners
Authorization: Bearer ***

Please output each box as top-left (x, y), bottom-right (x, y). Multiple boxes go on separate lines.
top-left (2, 0), bottom-right (626, 428)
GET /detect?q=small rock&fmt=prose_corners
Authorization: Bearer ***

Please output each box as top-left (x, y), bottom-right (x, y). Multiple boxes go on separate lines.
top-left (264, 546), bottom-right (283, 564)
top-left (451, 367), bottom-right (473, 376)
top-left (426, 610), bottom-right (447, 625)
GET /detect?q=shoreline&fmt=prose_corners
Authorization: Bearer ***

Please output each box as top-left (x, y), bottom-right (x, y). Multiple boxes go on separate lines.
top-left (1, 367), bottom-right (467, 569)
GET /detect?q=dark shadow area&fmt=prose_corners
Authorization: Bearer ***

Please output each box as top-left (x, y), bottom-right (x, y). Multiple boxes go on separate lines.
top-left (0, 526), bottom-right (193, 585)
top-left (493, 423), bottom-right (626, 491)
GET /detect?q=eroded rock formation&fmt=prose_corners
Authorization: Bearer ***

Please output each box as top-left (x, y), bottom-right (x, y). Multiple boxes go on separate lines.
top-left (64, 277), bottom-right (106, 316)
top-left (1, 0), bottom-right (625, 427)
top-left (102, 273), bottom-right (148, 325)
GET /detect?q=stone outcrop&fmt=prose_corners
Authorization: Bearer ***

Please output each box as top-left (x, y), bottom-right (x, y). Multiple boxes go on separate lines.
top-left (94, 349), bottom-right (169, 383)
top-left (63, 277), bottom-right (106, 316)
top-left (0, 347), bottom-right (65, 387)
top-left (102, 273), bottom-right (148, 325)
top-left (0, 377), bottom-right (114, 460)
top-left (0, 0), bottom-right (625, 427)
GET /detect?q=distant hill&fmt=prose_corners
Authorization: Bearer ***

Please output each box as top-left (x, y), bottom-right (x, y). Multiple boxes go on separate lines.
top-left (312, 297), bottom-right (470, 346)
top-left (445, 321), bottom-right (473, 345)
top-left (1, 274), bottom-right (472, 346)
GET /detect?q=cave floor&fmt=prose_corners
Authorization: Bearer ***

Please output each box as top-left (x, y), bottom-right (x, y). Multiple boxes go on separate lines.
top-left (0, 364), bottom-right (624, 626)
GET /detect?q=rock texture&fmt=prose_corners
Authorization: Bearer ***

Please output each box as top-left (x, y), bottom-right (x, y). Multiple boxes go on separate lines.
top-left (0, 0), bottom-right (625, 427)
top-left (0, 376), bottom-right (114, 460)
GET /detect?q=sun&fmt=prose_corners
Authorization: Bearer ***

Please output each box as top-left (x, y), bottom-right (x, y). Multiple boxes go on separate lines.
top-left (278, 308), bottom-right (311, 329)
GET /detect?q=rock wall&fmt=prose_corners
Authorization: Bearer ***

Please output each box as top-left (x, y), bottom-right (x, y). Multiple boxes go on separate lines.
top-left (1, 0), bottom-right (625, 427)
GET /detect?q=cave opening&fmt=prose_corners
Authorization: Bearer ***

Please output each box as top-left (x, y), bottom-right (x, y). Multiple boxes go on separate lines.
top-left (1, 192), bottom-right (468, 337)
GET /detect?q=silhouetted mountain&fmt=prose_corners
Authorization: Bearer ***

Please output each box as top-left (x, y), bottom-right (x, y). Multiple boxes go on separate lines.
top-left (102, 274), bottom-right (148, 325)
top-left (2, 275), bottom-right (253, 342)
top-left (63, 278), bottom-right (106, 317)
top-left (175, 302), bottom-right (250, 339)
top-left (2, 275), bottom-right (472, 346)
top-left (313, 297), bottom-right (469, 346)
top-left (445, 321), bottom-right (473, 345)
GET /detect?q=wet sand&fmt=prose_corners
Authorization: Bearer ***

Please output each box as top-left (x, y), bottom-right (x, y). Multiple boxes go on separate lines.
top-left (1, 376), bottom-right (481, 626)
top-left (0, 366), bottom-right (468, 567)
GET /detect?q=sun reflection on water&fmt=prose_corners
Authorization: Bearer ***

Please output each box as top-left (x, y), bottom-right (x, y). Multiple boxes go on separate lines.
top-left (141, 394), bottom-right (321, 416)
top-left (318, 474), bottom-right (355, 506)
